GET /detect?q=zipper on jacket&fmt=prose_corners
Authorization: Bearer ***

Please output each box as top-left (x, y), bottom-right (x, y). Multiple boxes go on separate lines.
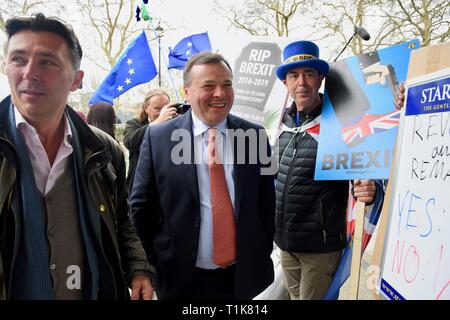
top-left (280, 132), bottom-right (300, 248)
top-left (319, 200), bottom-right (328, 244)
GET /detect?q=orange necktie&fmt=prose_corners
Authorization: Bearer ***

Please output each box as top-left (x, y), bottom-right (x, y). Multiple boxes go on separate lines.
top-left (207, 128), bottom-right (236, 267)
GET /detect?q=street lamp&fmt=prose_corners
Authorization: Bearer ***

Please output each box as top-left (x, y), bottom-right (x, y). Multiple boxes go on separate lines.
top-left (155, 23), bottom-right (164, 87)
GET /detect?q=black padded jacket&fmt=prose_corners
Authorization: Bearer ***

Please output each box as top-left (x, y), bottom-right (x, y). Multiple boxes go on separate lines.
top-left (274, 100), bottom-right (348, 253)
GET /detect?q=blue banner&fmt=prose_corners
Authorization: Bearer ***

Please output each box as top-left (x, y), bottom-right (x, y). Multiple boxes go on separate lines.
top-left (315, 39), bottom-right (420, 180)
top-left (406, 77), bottom-right (450, 116)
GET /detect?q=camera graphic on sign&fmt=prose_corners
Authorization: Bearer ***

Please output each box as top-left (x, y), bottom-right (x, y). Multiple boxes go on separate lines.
top-left (325, 51), bottom-right (402, 148)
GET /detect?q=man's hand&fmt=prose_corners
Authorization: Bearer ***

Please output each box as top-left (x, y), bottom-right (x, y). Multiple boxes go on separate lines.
top-left (130, 274), bottom-right (153, 300)
top-left (353, 179), bottom-right (376, 204)
top-left (151, 102), bottom-right (178, 124)
top-left (394, 83), bottom-right (405, 110)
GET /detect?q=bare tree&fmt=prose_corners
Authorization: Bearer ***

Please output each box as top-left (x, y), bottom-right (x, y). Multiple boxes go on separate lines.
top-left (214, 0), bottom-right (311, 37)
top-left (311, 0), bottom-right (381, 60)
top-left (0, 13), bottom-right (4, 31)
top-left (375, 0), bottom-right (450, 47)
top-left (0, 0), bottom-right (67, 59)
top-left (0, 0), bottom-right (66, 22)
top-left (76, 0), bottom-right (139, 70)
top-left (310, 0), bottom-right (449, 61)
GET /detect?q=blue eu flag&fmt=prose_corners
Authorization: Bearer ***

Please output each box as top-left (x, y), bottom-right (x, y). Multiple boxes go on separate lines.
top-left (168, 32), bottom-right (212, 70)
top-left (89, 31), bottom-right (157, 105)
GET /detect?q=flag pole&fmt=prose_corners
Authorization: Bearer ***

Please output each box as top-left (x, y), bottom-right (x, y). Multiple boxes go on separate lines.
top-left (160, 46), bottom-right (181, 101)
top-left (137, 1), bottom-right (181, 101)
top-left (348, 201), bottom-right (366, 299)
top-left (147, 22), bottom-right (180, 101)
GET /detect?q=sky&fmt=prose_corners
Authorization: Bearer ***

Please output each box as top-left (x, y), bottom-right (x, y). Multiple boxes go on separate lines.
top-left (0, 0), bottom-right (246, 104)
top-left (75, 0), bottom-right (250, 106)
top-left (77, 0), bottom-right (245, 79)
top-left (0, 0), bottom-right (328, 112)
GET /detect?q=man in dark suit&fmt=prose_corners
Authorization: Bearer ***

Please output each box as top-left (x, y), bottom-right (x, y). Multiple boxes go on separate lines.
top-left (130, 52), bottom-right (275, 300)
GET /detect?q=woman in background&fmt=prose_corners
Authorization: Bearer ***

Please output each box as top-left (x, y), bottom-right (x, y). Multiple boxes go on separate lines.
top-left (87, 102), bottom-right (116, 139)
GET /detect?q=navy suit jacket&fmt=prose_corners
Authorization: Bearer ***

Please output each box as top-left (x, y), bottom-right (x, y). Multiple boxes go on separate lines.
top-left (130, 110), bottom-right (275, 299)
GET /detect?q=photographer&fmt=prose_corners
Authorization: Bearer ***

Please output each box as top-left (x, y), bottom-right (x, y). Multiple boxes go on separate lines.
top-left (124, 89), bottom-right (179, 193)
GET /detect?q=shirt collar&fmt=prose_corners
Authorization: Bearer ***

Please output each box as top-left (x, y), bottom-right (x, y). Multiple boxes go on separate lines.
top-left (191, 110), bottom-right (227, 137)
top-left (287, 93), bottom-right (323, 126)
top-left (14, 105), bottom-right (73, 140)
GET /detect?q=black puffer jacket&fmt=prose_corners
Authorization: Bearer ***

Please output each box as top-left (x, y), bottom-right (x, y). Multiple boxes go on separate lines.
top-left (274, 100), bottom-right (348, 253)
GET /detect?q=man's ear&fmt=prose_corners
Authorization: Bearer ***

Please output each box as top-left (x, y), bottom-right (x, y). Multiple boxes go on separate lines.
top-left (183, 85), bottom-right (189, 99)
top-left (1, 59), bottom-right (6, 75)
top-left (71, 70), bottom-right (84, 91)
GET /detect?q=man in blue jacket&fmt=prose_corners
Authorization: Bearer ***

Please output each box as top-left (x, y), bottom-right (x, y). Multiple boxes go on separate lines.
top-left (131, 52), bottom-right (275, 300)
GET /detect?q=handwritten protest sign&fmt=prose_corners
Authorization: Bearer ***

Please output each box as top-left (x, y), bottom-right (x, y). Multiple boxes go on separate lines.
top-left (379, 68), bottom-right (450, 300)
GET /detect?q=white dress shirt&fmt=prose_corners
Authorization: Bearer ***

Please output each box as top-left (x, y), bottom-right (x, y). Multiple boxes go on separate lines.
top-left (191, 111), bottom-right (235, 269)
top-left (14, 106), bottom-right (73, 196)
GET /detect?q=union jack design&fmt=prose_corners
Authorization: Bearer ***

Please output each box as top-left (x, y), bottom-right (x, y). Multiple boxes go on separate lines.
top-left (345, 183), bottom-right (382, 249)
top-left (324, 181), bottom-right (385, 300)
top-left (341, 109), bottom-right (401, 147)
top-left (301, 116), bottom-right (321, 142)
top-left (277, 115), bottom-right (321, 142)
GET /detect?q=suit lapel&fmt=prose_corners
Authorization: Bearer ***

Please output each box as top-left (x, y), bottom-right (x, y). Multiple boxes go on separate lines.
top-left (174, 111), bottom-right (200, 204)
top-left (227, 115), bottom-right (247, 219)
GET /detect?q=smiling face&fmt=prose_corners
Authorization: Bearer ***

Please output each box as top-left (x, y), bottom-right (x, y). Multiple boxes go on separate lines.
top-left (183, 62), bottom-right (234, 127)
top-left (283, 67), bottom-right (324, 113)
top-left (4, 30), bottom-right (83, 125)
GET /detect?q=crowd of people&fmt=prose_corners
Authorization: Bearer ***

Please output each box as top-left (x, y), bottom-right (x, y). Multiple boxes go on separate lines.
top-left (0, 13), bottom-right (406, 300)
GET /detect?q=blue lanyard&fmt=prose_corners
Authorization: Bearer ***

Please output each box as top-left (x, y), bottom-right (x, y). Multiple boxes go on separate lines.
top-left (295, 111), bottom-right (300, 127)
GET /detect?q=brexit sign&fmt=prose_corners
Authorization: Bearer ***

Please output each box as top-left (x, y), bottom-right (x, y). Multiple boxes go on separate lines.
top-left (315, 39), bottom-right (420, 180)
top-left (232, 42), bottom-right (281, 125)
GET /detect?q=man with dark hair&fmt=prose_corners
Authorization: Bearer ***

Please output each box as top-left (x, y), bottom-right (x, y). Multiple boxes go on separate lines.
top-left (131, 51), bottom-right (275, 300)
top-left (0, 13), bottom-right (152, 300)
top-left (274, 40), bottom-right (382, 300)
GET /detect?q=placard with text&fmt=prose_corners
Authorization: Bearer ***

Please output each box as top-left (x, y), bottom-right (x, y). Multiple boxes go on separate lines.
top-left (315, 40), bottom-right (420, 180)
top-left (379, 68), bottom-right (450, 300)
